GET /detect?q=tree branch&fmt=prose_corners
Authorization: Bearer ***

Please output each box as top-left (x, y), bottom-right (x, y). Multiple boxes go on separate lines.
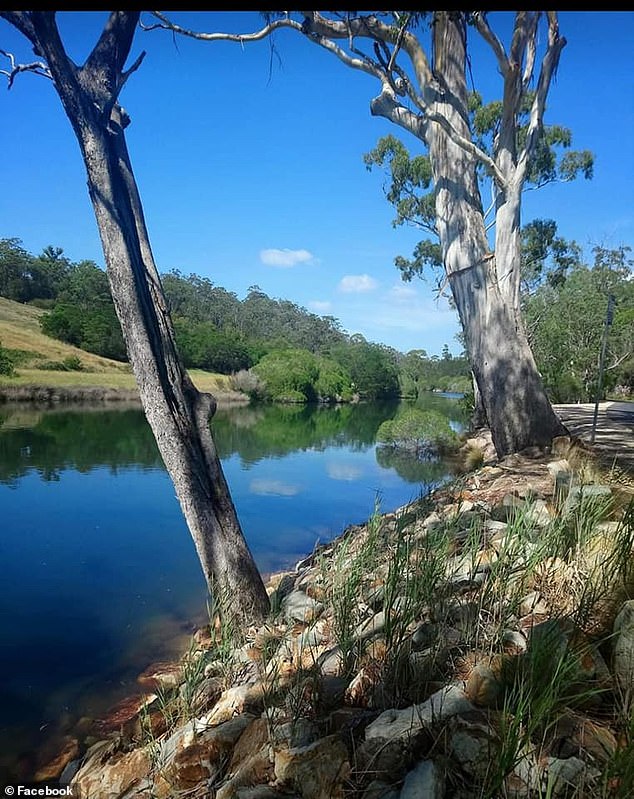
top-left (144, 11), bottom-right (296, 43)
top-left (0, 48), bottom-right (51, 88)
top-left (514, 13), bottom-right (566, 188)
top-left (472, 12), bottom-right (509, 77)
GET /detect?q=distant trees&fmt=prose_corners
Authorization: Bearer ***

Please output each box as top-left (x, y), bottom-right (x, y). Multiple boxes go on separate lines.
top-left (524, 246), bottom-right (634, 401)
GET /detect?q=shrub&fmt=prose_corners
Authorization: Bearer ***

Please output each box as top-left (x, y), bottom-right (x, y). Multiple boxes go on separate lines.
top-left (0, 342), bottom-right (15, 376)
top-left (377, 408), bottom-right (457, 453)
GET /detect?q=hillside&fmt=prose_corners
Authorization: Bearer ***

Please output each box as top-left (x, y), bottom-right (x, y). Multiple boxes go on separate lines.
top-left (0, 296), bottom-right (241, 400)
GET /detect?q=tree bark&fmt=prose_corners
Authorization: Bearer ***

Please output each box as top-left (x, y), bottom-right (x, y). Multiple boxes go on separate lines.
top-left (429, 12), bottom-right (566, 456)
top-left (10, 11), bottom-right (270, 625)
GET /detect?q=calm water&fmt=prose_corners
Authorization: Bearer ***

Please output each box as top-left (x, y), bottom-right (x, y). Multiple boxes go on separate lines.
top-left (0, 394), bottom-right (464, 779)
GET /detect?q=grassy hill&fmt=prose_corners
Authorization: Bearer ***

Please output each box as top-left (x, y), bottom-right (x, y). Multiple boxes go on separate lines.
top-left (0, 296), bottom-right (241, 399)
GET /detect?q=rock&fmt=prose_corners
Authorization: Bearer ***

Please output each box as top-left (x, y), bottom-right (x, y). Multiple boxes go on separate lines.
top-left (199, 684), bottom-right (264, 727)
top-left (365, 685), bottom-right (475, 741)
top-left (501, 629), bottom-right (527, 655)
top-left (613, 599), bottom-right (634, 706)
top-left (156, 714), bottom-right (253, 794)
top-left (362, 780), bottom-right (399, 799)
top-left (72, 742), bottom-right (150, 799)
top-left (229, 718), bottom-right (270, 773)
top-left (137, 660), bottom-right (183, 691)
top-left (355, 611), bottom-right (386, 641)
top-left (318, 646), bottom-right (345, 677)
top-left (236, 789), bottom-right (295, 799)
top-left (274, 735), bottom-right (350, 799)
top-left (282, 591), bottom-right (325, 624)
top-left (353, 738), bottom-right (410, 785)
top-left (518, 591), bottom-right (548, 617)
top-left (33, 736), bottom-right (80, 782)
top-left (399, 759), bottom-right (444, 799)
top-left (465, 662), bottom-right (502, 708)
top-left (570, 717), bottom-right (617, 764)
top-left (216, 746), bottom-right (273, 799)
top-left (94, 693), bottom-right (158, 737)
top-left (545, 756), bottom-right (594, 796)
top-left (563, 484), bottom-right (612, 516)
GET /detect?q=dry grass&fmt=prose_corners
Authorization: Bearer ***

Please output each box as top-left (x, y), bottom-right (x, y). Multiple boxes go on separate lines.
top-left (0, 297), bottom-right (247, 401)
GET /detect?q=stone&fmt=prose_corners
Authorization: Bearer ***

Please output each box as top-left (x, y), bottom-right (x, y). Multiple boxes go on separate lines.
top-left (501, 629), bottom-right (527, 655)
top-left (545, 756), bottom-right (594, 796)
top-left (274, 735), bottom-right (350, 799)
top-left (199, 684), bottom-right (264, 727)
top-left (562, 484), bottom-right (612, 516)
top-left (282, 591), bottom-right (325, 624)
top-left (34, 736), bottom-right (80, 782)
top-left (94, 692), bottom-right (158, 737)
top-left (229, 718), bottom-right (270, 773)
top-left (236, 789), bottom-right (295, 799)
top-left (216, 747), bottom-right (273, 799)
top-left (613, 599), bottom-right (634, 707)
top-left (449, 726), bottom-right (494, 780)
top-left (365, 685), bottom-right (475, 741)
top-left (355, 611), bottom-right (386, 641)
top-left (137, 660), bottom-right (183, 691)
top-left (72, 743), bottom-right (150, 799)
top-left (353, 738), bottom-right (410, 785)
top-left (362, 780), bottom-right (399, 799)
top-left (465, 662), bottom-right (502, 708)
top-left (318, 646), bottom-right (345, 677)
top-left (157, 714), bottom-right (253, 793)
top-left (399, 759), bottom-right (444, 799)
top-left (518, 591), bottom-right (548, 617)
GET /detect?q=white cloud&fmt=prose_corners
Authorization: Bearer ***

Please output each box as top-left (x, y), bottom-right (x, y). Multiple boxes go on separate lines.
top-left (338, 274), bottom-right (379, 293)
top-left (260, 248), bottom-right (314, 268)
top-left (249, 478), bottom-right (302, 497)
top-left (389, 283), bottom-right (418, 302)
top-left (308, 300), bottom-right (332, 313)
top-left (326, 462), bottom-right (363, 482)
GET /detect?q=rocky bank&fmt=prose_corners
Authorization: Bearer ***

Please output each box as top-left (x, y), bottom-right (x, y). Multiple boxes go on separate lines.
top-left (33, 433), bottom-right (634, 798)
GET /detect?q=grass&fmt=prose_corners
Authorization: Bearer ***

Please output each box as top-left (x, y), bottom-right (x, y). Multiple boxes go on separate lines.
top-left (0, 296), bottom-right (244, 400)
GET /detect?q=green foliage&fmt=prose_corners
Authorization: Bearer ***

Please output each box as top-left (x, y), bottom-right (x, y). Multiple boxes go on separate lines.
top-left (0, 340), bottom-right (15, 376)
top-left (173, 317), bottom-right (252, 374)
top-left (398, 348), bottom-right (470, 397)
top-left (330, 337), bottom-right (400, 399)
top-left (524, 246), bottom-right (634, 401)
top-left (253, 348), bottom-right (320, 402)
top-left (377, 408), bottom-right (457, 452)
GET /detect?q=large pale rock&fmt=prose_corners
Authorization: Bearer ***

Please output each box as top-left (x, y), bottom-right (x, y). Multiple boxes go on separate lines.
top-left (365, 686), bottom-right (475, 741)
top-left (282, 590), bottom-right (324, 623)
top-left (72, 743), bottom-right (150, 799)
top-left (613, 599), bottom-right (634, 705)
top-left (545, 756), bottom-right (595, 796)
top-left (274, 735), bottom-right (350, 799)
top-left (399, 759), bottom-right (444, 799)
top-left (156, 714), bottom-right (253, 793)
top-left (199, 684), bottom-right (264, 727)
top-left (216, 747), bottom-right (273, 799)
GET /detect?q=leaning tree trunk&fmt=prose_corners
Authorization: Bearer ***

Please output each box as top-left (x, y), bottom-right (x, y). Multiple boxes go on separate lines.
top-left (430, 13), bottom-right (566, 457)
top-left (22, 12), bottom-right (270, 625)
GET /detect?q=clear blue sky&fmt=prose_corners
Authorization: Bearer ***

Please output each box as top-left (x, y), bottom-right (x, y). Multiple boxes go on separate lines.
top-left (1, 11), bottom-right (632, 355)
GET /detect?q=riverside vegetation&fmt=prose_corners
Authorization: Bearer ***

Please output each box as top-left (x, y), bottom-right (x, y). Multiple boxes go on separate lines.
top-left (30, 431), bottom-right (634, 799)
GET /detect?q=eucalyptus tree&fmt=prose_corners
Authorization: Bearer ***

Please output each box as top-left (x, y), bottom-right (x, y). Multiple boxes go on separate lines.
top-left (0, 11), bottom-right (270, 624)
top-left (146, 10), bottom-right (587, 456)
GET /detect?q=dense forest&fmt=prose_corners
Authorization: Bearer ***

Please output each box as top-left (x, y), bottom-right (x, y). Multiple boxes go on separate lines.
top-left (0, 238), bottom-right (470, 401)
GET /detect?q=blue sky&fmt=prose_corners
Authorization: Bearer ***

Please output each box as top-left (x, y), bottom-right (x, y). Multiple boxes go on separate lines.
top-left (0, 11), bottom-right (632, 355)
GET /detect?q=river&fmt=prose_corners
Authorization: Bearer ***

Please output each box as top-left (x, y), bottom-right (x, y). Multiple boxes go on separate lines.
top-left (0, 393), bottom-right (464, 780)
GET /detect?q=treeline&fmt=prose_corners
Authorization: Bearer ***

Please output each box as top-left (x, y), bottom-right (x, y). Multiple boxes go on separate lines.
top-left (0, 237), bottom-right (469, 401)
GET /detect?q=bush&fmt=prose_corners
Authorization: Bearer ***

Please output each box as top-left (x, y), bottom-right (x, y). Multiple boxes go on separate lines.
top-left (0, 342), bottom-right (15, 376)
top-left (230, 369), bottom-right (265, 400)
top-left (377, 408), bottom-right (457, 454)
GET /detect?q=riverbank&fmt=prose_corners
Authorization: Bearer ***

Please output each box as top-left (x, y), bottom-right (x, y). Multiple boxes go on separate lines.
top-left (28, 432), bottom-right (633, 798)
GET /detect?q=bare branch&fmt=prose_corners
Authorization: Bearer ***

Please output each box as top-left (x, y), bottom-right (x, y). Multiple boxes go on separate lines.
top-left (522, 13), bottom-right (540, 90)
top-left (370, 83), bottom-right (427, 141)
top-left (144, 11), bottom-right (296, 43)
top-left (0, 47), bottom-right (51, 88)
top-left (514, 13), bottom-right (566, 188)
top-left (472, 12), bottom-right (509, 77)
